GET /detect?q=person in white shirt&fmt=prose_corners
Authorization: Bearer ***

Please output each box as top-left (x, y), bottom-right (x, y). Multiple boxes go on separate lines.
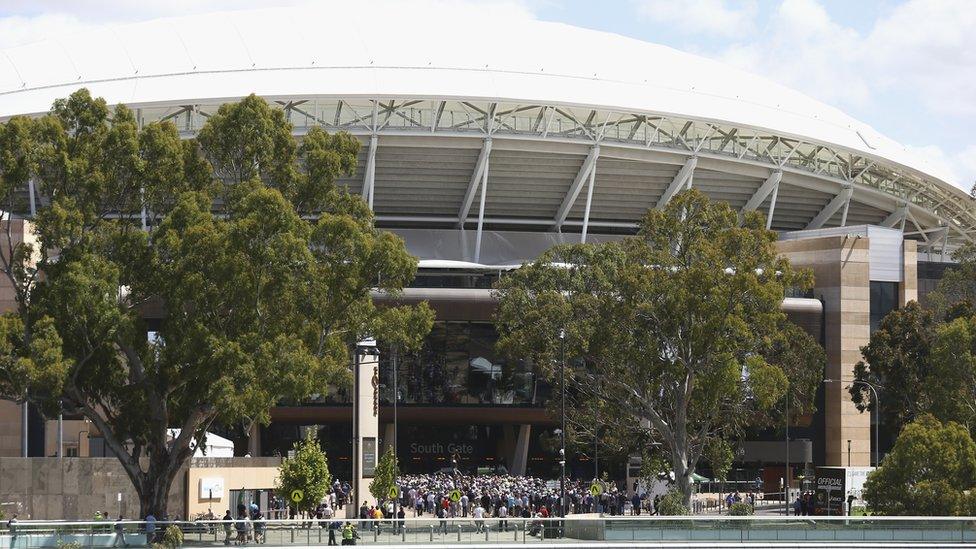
top-left (472, 505), bottom-right (486, 533)
top-left (497, 505), bottom-right (508, 531)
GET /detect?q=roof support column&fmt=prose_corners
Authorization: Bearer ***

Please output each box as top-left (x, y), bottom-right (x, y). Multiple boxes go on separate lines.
top-left (580, 161), bottom-right (597, 243)
top-left (28, 178), bottom-right (36, 217)
top-left (458, 138), bottom-right (493, 227)
top-left (740, 170), bottom-right (782, 227)
top-left (880, 205), bottom-right (908, 229)
top-left (839, 191), bottom-right (852, 227)
top-left (362, 134), bottom-right (378, 210)
top-left (766, 181), bottom-right (780, 230)
top-left (656, 156), bottom-right (697, 209)
top-left (805, 186), bottom-right (853, 230)
top-left (553, 144), bottom-right (600, 231)
top-left (474, 152), bottom-right (490, 264)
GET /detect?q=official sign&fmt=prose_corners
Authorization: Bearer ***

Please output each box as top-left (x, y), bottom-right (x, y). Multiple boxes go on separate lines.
top-left (814, 467), bottom-right (846, 515)
top-left (290, 489), bottom-right (304, 504)
top-left (590, 482), bottom-right (604, 497)
top-left (389, 486), bottom-right (399, 499)
top-left (362, 437), bottom-right (377, 478)
top-left (449, 489), bottom-right (463, 503)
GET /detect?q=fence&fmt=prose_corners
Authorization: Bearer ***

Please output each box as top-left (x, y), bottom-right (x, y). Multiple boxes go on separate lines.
top-left (1, 516), bottom-right (975, 547)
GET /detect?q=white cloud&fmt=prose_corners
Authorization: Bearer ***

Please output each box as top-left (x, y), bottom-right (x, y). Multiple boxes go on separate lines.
top-left (702, 0), bottom-right (976, 190)
top-left (631, 0), bottom-right (758, 38)
top-left (719, 0), bottom-right (869, 107)
top-left (906, 144), bottom-right (976, 190)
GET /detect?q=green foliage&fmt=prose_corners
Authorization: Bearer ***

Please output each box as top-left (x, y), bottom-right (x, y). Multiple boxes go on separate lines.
top-left (863, 414), bottom-right (976, 515)
top-left (369, 447), bottom-right (399, 503)
top-left (746, 355), bottom-right (787, 410)
top-left (161, 525), bottom-right (183, 548)
top-left (728, 502), bottom-right (753, 516)
top-left (656, 490), bottom-right (690, 516)
top-left (0, 89), bottom-right (433, 517)
top-left (56, 542), bottom-right (82, 549)
top-left (854, 302), bottom-right (976, 438)
top-left (495, 190), bottom-right (820, 507)
top-left (276, 432), bottom-right (331, 514)
top-left (853, 302), bottom-right (938, 433)
top-left (705, 439), bottom-right (734, 482)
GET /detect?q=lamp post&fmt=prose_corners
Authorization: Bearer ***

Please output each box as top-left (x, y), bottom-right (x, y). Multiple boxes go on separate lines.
top-left (392, 346), bottom-right (399, 529)
top-left (784, 389), bottom-right (790, 515)
top-left (824, 379), bottom-right (881, 467)
top-left (558, 328), bottom-right (567, 519)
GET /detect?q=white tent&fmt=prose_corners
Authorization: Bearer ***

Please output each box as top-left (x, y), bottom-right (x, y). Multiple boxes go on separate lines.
top-left (167, 429), bottom-right (235, 458)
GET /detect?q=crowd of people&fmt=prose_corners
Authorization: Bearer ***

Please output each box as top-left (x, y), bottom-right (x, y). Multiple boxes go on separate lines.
top-left (309, 472), bottom-right (690, 523)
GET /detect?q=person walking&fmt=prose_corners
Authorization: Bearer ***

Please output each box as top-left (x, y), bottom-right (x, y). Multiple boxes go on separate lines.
top-left (222, 510), bottom-right (234, 545)
top-left (113, 515), bottom-right (128, 547)
top-left (144, 513), bottom-right (157, 544)
top-left (473, 503), bottom-right (486, 533)
top-left (328, 520), bottom-right (341, 546)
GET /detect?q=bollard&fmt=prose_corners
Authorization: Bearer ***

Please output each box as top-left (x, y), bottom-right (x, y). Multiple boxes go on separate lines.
top-left (429, 525), bottom-right (434, 542)
top-left (318, 527), bottom-right (322, 544)
top-left (374, 523), bottom-right (379, 543)
top-left (515, 521), bottom-right (519, 541)
top-left (402, 523), bottom-right (407, 543)
top-left (457, 524), bottom-right (462, 542)
top-left (485, 525), bottom-right (490, 541)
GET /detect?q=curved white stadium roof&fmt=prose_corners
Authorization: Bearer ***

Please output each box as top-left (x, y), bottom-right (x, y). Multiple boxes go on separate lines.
top-left (1, 3), bottom-right (973, 250)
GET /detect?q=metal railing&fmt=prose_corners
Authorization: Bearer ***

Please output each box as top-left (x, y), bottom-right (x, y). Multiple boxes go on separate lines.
top-left (2, 516), bottom-right (976, 547)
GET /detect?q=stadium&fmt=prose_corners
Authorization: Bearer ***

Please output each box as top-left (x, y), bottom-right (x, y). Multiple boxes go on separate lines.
top-left (0, 3), bottom-right (970, 504)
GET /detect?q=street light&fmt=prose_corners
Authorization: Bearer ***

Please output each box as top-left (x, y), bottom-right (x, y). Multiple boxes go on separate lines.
top-left (558, 328), bottom-right (567, 519)
top-left (824, 379), bottom-right (881, 467)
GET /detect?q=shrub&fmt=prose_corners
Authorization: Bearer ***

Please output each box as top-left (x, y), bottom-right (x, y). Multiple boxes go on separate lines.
top-left (728, 502), bottom-right (754, 515)
top-left (56, 542), bottom-right (83, 549)
top-left (656, 490), bottom-right (689, 516)
top-left (160, 525), bottom-right (183, 548)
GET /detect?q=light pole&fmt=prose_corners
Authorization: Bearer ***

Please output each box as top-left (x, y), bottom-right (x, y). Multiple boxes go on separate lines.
top-left (784, 389), bottom-right (790, 515)
top-left (392, 346), bottom-right (399, 529)
top-left (824, 379), bottom-right (881, 467)
top-left (558, 328), bottom-right (567, 519)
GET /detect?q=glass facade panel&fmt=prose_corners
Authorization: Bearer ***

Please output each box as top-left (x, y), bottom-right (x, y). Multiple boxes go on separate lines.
top-left (381, 321), bottom-right (544, 406)
top-left (870, 281), bottom-right (898, 334)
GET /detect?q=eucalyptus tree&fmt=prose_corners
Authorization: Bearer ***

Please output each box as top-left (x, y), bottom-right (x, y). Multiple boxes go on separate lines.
top-left (0, 90), bottom-right (433, 517)
top-left (495, 190), bottom-right (822, 506)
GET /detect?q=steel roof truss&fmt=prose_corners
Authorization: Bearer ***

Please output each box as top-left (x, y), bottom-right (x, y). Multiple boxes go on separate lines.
top-left (806, 186), bottom-right (853, 230)
top-left (553, 144), bottom-right (600, 231)
top-left (656, 156), bottom-right (698, 210)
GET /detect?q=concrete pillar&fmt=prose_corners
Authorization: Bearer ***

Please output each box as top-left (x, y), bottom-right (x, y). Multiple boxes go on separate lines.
top-left (900, 239), bottom-right (918, 306)
top-left (510, 425), bottom-right (531, 476)
top-left (349, 339), bottom-right (380, 518)
top-left (778, 236), bottom-right (871, 467)
top-left (247, 422), bottom-right (261, 457)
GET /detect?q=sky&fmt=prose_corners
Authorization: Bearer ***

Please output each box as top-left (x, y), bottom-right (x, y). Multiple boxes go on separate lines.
top-left (1, 0), bottom-right (974, 190)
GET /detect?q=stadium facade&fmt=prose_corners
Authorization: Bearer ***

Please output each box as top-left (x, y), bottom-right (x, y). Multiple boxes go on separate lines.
top-left (0, 5), bottom-right (970, 485)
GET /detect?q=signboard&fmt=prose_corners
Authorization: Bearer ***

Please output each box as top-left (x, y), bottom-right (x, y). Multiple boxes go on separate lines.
top-left (449, 490), bottom-right (463, 503)
top-left (199, 477), bottom-right (224, 500)
top-left (590, 482), bottom-right (604, 497)
top-left (388, 486), bottom-right (399, 499)
top-left (362, 437), bottom-right (377, 478)
top-left (290, 489), bottom-right (304, 504)
top-left (815, 467), bottom-right (846, 515)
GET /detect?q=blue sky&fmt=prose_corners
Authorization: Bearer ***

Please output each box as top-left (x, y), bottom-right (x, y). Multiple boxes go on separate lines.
top-left (1, 0), bottom-right (973, 189)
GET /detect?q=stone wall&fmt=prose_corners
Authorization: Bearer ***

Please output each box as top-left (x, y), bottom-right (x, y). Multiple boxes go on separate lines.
top-left (0, 457), bottom-right (282, 520)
